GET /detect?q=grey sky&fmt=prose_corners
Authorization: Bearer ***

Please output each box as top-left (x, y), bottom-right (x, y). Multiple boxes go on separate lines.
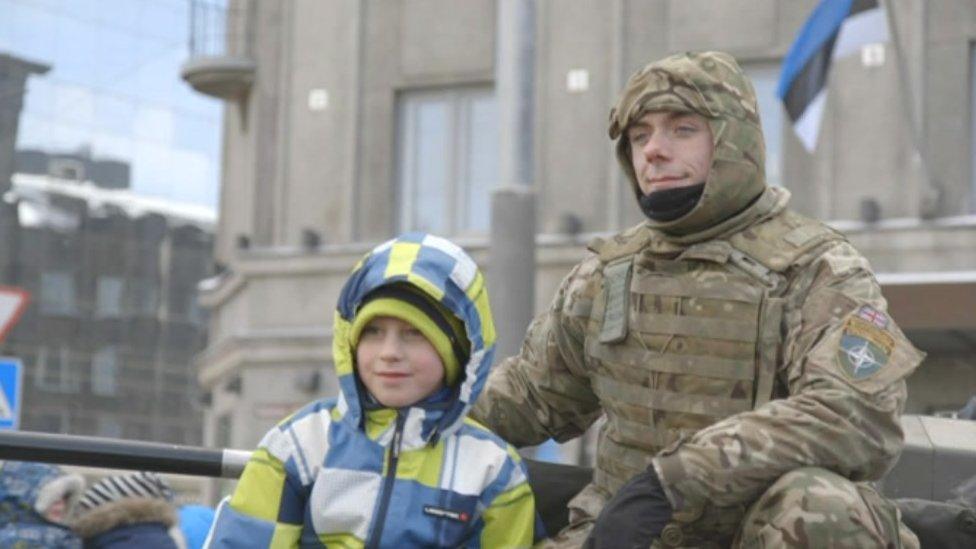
top-left (0, 0), bottom-right (223, 211)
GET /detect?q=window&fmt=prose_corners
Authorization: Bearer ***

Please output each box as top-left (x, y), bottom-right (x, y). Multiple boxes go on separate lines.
top-left (743, 63), bottom-right (783, 188)
top-left (129, 278), bottom-right (158, 316)
top-left (34, 346), bottom-right (82, 393)
top-left (163, 424), bottom-right (186, 444)
top-left (971, 42), bottom-right (976, 212)
top-left (170, 283), bottom-right (205, 323)
top-left (39, 271), bottom-right (77, 315)
top-left (215, 413), bottom-right (232, 448)
top-left (49, 158), bottom-right (85, 181)
top-left (187, 294), bottom-right (206, 324)
top-left (396, 87), bottom-right (499, 235)
top-left (32, 411), bottom-right (70, 434)
top-left (96, 416), bottom-right (123, 438)
top-left (95, 276), bottom-right (124, 317)
top-left (91, 346), bottom-right (118, 396)
top-left (126, 422), bottom-right (152, 441)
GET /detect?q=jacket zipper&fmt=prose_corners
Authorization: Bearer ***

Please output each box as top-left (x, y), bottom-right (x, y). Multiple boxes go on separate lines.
top-left (365, 412), bottom-right (405, 549)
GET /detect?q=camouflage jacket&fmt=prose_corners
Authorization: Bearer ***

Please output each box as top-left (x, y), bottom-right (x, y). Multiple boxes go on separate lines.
top-left (473, 50), bottom-right (925, 526)
top-left (472, 192), bottom-right (924, 521)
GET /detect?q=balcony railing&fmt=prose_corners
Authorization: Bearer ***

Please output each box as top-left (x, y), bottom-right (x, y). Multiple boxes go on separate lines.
top-left (189, 0), bottom-right (254, 58)
top-left (181, 0), bottom-right (256, 101)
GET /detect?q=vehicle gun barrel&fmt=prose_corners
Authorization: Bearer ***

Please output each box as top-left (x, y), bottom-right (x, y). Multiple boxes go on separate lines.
top-left (0, 429), bottom-right (251, 478)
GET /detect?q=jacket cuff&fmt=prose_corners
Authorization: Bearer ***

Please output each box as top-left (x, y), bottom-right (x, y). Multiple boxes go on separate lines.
top-left (651, 453), bottom-right (705, 519)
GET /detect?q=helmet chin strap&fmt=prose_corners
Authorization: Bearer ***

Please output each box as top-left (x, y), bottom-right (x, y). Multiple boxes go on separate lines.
top-left (638, 182), bottom-right (705, 222)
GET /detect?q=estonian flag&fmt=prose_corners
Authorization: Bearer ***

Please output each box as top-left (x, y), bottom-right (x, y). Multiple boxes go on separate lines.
top-left (777, 0), bottom-right (890, 152)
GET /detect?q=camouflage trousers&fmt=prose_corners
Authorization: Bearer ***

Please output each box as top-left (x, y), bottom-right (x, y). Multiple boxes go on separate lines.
top-left (541, 467), bottom-right (919, 548)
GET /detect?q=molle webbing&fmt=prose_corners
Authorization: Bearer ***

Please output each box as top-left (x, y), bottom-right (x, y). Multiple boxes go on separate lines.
top-left (629, 272), bottom-right (763, 302)
top-left (754, 297), bottom-right (784, 408)
top-left (585, 339), bottom-right (754, 381)
top-left (592, 375), bottom-right (753, 417)
top-left (631, 314), bottom-right (758, 343)
top-left (599, 258), bottom-right (633, 344)
top-left (584, 212), bottom-right (846, 495)
top-left (607, 415), bottom-right (697, 451)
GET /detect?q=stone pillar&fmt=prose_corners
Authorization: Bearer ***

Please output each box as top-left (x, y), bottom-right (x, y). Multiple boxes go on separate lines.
top-left (490, 0), bottom-right (537, 361)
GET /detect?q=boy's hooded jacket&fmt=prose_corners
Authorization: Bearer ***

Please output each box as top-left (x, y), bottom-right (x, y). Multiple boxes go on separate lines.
top-left (206, 233), bottom-right (535, 548)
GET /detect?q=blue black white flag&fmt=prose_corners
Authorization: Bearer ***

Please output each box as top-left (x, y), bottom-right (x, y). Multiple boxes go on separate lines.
top-left (777, 0), bottom-right (890, 152)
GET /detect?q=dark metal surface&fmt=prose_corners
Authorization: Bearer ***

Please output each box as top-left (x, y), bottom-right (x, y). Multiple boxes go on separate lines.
top-left (0, 429), bottom-right (231, 477)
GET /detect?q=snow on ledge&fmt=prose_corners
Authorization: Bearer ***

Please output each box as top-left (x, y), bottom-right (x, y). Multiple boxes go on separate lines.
top-left (10, 172), bottom-right (216, 230)
top-left (876, 270), bottom-right (976, 286)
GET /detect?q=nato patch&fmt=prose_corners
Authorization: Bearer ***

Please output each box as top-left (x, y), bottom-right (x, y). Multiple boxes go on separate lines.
top-left (837, 315), bottom-right (894, 381)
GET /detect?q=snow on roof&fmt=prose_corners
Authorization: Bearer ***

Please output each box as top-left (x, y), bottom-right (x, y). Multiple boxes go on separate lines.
top-left (8, 172), bottom-right (216, 231)
top-left (876, 270), bottom-right (976, 286)
top-left (829, 215), bottom-right (976, 232)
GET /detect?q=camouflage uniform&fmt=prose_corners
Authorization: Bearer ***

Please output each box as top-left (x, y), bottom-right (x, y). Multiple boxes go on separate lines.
top-left (472, 52), bottom-right (923, 548)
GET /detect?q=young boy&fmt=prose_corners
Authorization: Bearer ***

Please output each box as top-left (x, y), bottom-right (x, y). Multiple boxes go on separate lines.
top-left (206, 233), bottom-right (536, 548)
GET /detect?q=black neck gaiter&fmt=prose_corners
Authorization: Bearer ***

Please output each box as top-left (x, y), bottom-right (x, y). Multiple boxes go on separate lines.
top-left (638, 182), bottom-right (705, 222)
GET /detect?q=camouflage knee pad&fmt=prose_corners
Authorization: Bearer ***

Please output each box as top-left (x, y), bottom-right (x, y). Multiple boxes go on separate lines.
top-left (649, 467), bottom-right (919, 548)
top-left (734, 467), bottom-right (919, 549)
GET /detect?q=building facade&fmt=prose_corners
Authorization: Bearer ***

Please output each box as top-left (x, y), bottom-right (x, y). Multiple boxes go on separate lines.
top-left (185, 0), bottom-right (976, 471)
top-left (0, 149), bottom-right (214, 446)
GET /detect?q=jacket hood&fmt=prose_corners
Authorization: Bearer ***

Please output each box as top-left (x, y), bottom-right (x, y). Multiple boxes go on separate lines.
top-left (332, 232), bottom-right (496, 445)
top-left (609, 51), bottom-right (767, 240)
top-left (72, 497), bottom-right (176, 540)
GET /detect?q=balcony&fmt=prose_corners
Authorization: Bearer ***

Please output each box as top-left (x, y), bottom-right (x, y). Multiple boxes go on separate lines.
top-left (180, 0), bottom-right (255, 101)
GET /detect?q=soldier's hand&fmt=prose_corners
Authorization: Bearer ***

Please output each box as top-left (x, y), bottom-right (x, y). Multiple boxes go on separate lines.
top-left (584, 466), bottom-right (672, 549)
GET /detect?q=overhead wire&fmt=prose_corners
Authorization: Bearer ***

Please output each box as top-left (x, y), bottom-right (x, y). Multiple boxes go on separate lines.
top-left (0, 0), bottom-right (179, 44)
top-left (0, 1), bottom-right (221, 163)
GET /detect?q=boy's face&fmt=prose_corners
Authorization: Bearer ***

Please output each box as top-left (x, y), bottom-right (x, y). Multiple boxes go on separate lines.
top-left (356, 315), bottom-right (445, 408)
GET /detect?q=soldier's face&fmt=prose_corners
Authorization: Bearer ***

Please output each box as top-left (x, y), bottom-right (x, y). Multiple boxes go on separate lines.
top-left (627, 111), bottom-right (714, 195)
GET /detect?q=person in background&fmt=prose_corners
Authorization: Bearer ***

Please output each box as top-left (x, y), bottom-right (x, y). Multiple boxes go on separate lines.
top-left (0, 460), bottom-right (84, 548)
top-left (177, 504), bottom-right (215, 549)
top-left (72, 471), bottom-right (185, 549)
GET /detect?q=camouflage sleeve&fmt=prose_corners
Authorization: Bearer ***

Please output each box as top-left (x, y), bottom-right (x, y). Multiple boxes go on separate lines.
top-left (652, 241), bottom-right (925, 513)
top-left (470, 255), bottom-right (604, 447)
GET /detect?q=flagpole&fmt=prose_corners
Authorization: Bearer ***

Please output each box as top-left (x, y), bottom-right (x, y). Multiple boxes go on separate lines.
top-left (883, 0), bottom-right (940, 217)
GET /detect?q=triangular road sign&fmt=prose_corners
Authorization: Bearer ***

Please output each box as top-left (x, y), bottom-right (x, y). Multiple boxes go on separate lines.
top-left (0, 286), bottom-right (30, 343)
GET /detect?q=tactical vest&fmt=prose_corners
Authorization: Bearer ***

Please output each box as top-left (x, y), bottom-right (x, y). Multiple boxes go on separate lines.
top-left (585, 211), bottom-right (843, 495)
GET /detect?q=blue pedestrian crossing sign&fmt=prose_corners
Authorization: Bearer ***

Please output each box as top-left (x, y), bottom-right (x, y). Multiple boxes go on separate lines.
top-left (0, 357), bottom-right (23, 430)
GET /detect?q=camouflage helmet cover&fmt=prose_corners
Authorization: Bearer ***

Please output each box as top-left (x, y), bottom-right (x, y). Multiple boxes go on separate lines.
top-left (609, 51), bottom-right (767, 236)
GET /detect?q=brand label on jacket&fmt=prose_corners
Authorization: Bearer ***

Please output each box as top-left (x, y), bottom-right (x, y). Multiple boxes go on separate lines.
top-left (423, 505), bottom-right (470, 523)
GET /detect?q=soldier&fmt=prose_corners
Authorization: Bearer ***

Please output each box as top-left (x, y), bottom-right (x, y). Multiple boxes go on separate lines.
top-left (471, 51), bottom-right (924, 547)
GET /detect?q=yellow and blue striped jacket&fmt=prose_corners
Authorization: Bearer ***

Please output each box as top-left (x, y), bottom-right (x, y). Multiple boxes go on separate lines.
top-left (205, 233), bottom-right (536, 548)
